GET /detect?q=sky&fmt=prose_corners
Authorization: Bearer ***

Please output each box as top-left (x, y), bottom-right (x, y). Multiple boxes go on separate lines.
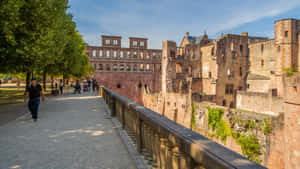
top-left (68, 0), bottom-right (300, 49)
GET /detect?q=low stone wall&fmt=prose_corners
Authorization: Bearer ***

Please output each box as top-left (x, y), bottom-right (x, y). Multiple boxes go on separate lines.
top-left (101, 86), bottom-right (266, 169)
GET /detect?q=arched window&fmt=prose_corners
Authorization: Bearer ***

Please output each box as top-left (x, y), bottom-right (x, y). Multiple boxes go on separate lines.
top-left (278, 46), bottom-right (280, 52)
top-left (113, 51), bottom-right (117, 58)
top-left (261, 59), bottom-right (264, 67)
top-left (146, 64), bottom-right (150, 71)
top-left (92, 50), bottom-right (96, 57)
top-left (211, 47), bottom-right (214, 56)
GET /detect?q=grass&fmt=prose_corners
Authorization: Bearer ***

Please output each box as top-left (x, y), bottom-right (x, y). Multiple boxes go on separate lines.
top-left (0, 87), bottom-right (53, 105)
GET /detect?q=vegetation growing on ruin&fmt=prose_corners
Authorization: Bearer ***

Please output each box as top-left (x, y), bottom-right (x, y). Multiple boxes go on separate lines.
top-left (191, 102), bottom-right (197, 130)
top-left (283, 67), bottom-right (295, 77)
top-left (207, 106), bottom-right (231, 142)
top-left (206, 106), bottom-right (263, 163)
top-left (236, 134), bottom-right (261, 164)
top-left (263, 119), bottom-right (271, 135)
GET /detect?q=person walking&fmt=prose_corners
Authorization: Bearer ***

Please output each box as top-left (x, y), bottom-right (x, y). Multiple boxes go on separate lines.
top-left (24, 78), bottom-right (45, 122)
top-left (74, 80), bottom-right (81, 94)
top-left (59, 80), bottom-right (64, 95)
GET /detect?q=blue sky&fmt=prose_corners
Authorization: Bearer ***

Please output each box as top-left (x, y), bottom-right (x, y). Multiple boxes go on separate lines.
top-left (68, 0), bottom-right (300, 49)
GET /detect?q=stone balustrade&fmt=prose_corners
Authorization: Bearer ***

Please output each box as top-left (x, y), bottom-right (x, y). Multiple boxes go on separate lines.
top-left (100, 86), bottom-right (267, 169)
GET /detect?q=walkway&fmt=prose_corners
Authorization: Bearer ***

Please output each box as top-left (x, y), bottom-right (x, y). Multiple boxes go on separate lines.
top-left (0, 93), bottom-right (136, 169)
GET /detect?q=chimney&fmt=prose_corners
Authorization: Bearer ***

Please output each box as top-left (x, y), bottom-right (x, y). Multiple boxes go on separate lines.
top-left (186, 31), bottom-right (190, 37)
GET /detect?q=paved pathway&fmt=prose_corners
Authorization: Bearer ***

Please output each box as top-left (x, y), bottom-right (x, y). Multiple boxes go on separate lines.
top-left (0, 93), bottom-right (136, 169)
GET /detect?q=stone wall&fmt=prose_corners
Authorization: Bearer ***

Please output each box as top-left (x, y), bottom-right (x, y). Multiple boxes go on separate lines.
top-left (236, 91), bottom-right (284, 114)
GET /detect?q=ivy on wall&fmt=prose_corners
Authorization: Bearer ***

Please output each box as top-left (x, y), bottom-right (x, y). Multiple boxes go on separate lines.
top-left (205, 106), bottom-right (270, 164)
top-left (191, 102), bottom-right (197, 130)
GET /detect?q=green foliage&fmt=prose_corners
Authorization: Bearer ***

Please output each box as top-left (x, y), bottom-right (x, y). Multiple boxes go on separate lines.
top-left (237, 134), bottom-right (261, 164)
top-left (283, 67), bottom-right (295, 77)
top-left (191, 102), bottom-right (197, 130)
top-left (191, 113), bottom-right (196, 130)
top-left (263, 119), bottom-right (271, 135)
top-left (207, 106), bottom-right (231, 142)
top-left (0, 0), bottom-right (92, 79)
top-left (248, 120), bottom-right (256, 129)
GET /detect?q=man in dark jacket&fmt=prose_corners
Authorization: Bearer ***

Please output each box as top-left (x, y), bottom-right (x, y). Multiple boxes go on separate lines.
top-left (24, 78), bottom-right (45, 122)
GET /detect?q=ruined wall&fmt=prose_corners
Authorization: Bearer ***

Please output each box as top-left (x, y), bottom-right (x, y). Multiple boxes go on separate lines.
top-left (200, 44), bottom-right (218, 95)
top-left (236, 91), bottom-right (284, 114)
top-left (143, 91), bottom-right (192, 128)
top-left (249, 40), bottom-right (275, 76)
top-left (215, 34), bottom-right (249, 107)
top-left (193, 102), bottom-right (284, 168)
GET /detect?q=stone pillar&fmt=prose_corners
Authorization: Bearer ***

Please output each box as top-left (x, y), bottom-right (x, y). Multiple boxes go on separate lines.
top-left (180, 154), bottom-right (193, 169)
top-left (171, 146), bottom-right (180, 169)
top-left (166, 141), bottom-right (173, 169)
top-left (99, 86), bottom-right (103, 97)
top-left (159, 138), bottom-right (168, 169)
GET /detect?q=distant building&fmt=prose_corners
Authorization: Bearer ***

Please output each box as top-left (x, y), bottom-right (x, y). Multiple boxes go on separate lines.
top-left (86, 35), bottom-right (162, 103)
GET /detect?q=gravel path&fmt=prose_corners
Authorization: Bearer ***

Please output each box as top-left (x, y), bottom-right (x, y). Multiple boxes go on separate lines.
top-left (0, 93), bottom-right (136, 169)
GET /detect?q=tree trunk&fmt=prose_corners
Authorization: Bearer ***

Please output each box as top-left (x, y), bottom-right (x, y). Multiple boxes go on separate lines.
top-left (25, 72), bottom-right (31, 89)
top-left (51, 75), bottom-right (54, 89)
top-left (43, 71), bottom-right (46, 91)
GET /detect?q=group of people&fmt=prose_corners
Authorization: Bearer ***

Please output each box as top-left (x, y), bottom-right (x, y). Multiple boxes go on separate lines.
top-left (25, 78), bottom-right (99, 122)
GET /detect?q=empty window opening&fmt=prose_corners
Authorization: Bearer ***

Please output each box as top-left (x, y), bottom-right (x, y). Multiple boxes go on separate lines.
top-left (120, 51), bottom-right (123, 58)
top-left (222, 100), bottom-right (226, 106)
top-left (133, 41), bottom-right (137, 46)
top-left (261, 44), bottom-right (264, 53)
top-left (106, 51), bottom-right (110, 57)
top-left (99, 50), bottom-right (103, 57)
top-left (240, 45), bottom-right (243, 53)
top-left (92, 50), bottom-right (96, 57)
top-left (117, 84), bottom-right (121, 88)
top-left (285, 31), bottom-right (288, 37)
top-left (106, 64), bottom-right (110, 71)
top-left (138, 83), bottom-right (142, 88)
top-left (113, 64), bottom-right (117, 71)
top-left (113, 40), bottom-right (118, 45)
top-left (99, 64), bottom-right (103, 70)
top-left (126, 65), bottom-right (131, 71)
top-left (261, 59), bottom-right (264, 67)
top-left (140, 41), bottom-right (144, 46)
top-left (278, 46), bottom-right (280, 52)
top-left (105, 40), bottom-right (110, 45)
top-left (120, 64), bottom-right (124, 71)
top-left (113, 51), bottom-right (117, 58)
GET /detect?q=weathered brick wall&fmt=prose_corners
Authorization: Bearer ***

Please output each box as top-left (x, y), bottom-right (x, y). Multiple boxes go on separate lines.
top-left (95, 72), bottom-right (160, 104)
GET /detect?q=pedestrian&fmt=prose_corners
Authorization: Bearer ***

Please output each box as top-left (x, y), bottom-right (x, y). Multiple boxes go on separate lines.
top-left (24, 78), bottom-right (45, 122)
top-left (92, 79), bottom-right (96, 92)
top-left (55, 80), bottom-right (58, 89)
top-left (0, 79), bottom-right (2, 87)
top-left (59, 80), bottom-right (64, 95)
top-left (74, 80), bottom-right (81, 94)
top-left (70, 80), bottom-right (73, 87)
top-left (87, 79), bottom-right (91, 92)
